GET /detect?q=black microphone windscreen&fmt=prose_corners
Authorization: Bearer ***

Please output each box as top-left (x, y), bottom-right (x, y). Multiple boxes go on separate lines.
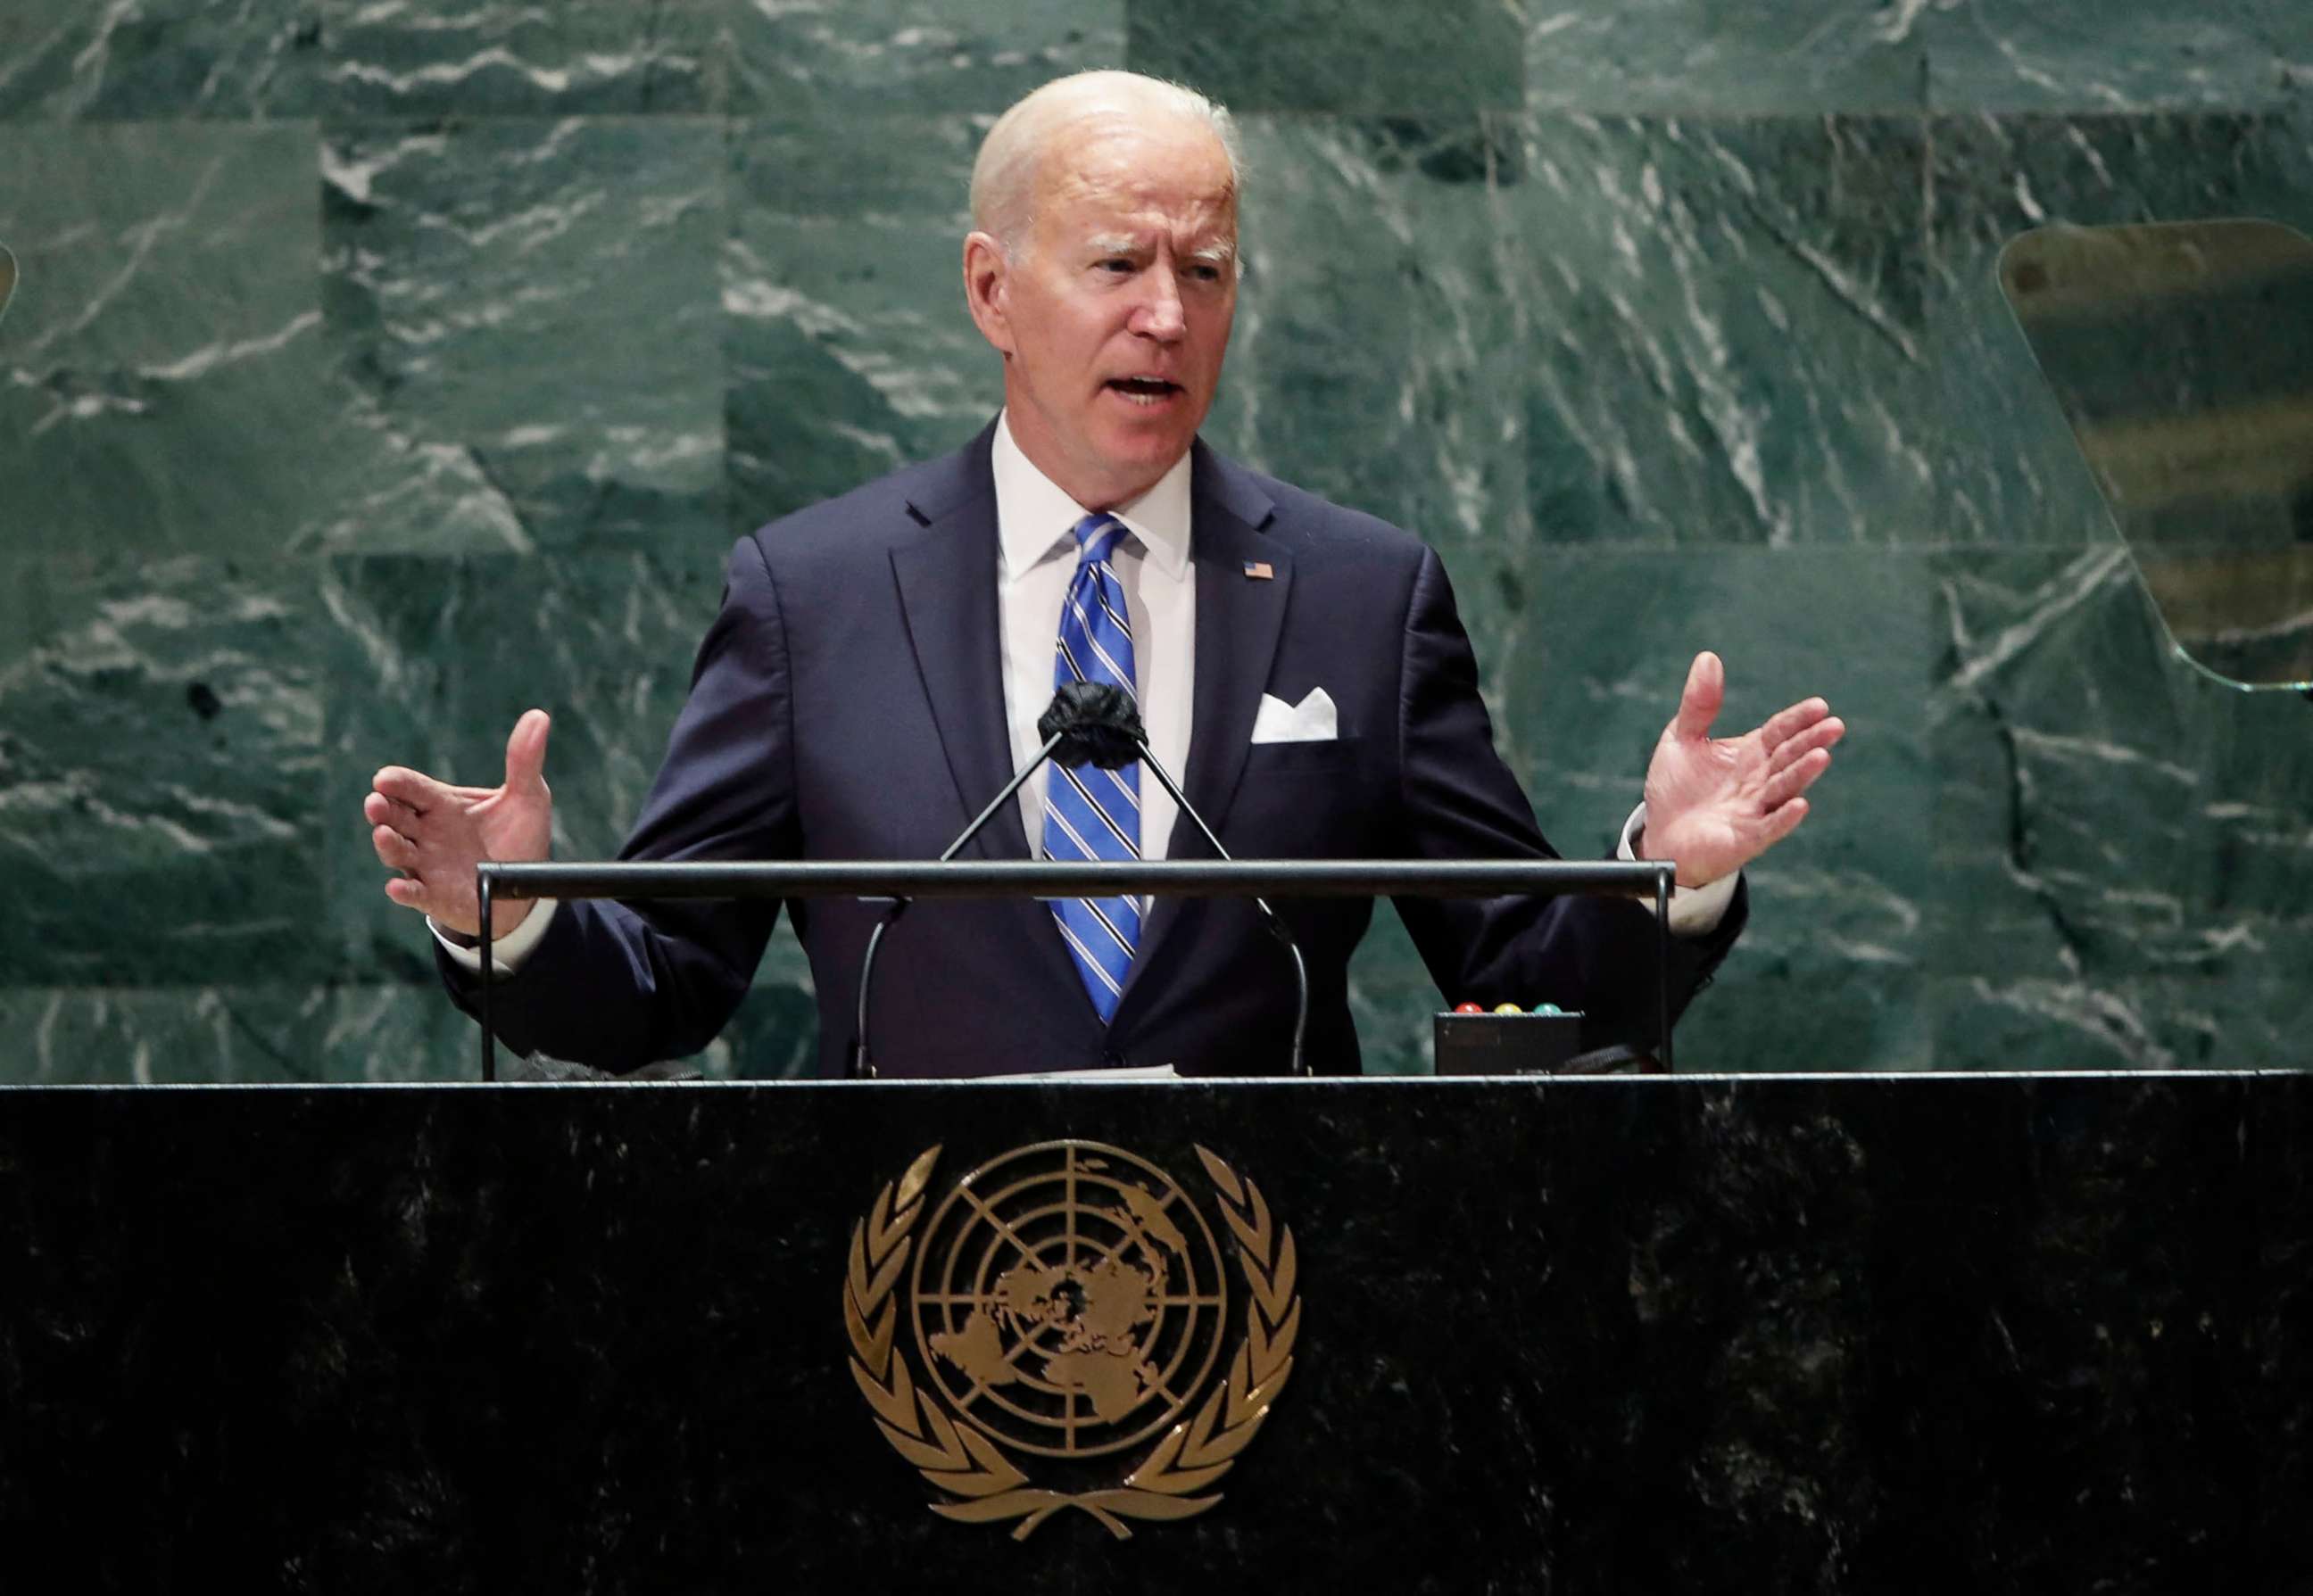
top-left (1040, 682), bottom-right (1144, 770)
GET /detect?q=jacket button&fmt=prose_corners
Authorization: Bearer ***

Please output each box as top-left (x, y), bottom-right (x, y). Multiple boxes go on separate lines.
top-left (1102, 1049), bottom-right (1126, 1069)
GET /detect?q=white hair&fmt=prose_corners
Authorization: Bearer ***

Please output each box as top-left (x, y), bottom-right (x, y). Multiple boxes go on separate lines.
top-left (969, 70), bottom-right (1243, 259)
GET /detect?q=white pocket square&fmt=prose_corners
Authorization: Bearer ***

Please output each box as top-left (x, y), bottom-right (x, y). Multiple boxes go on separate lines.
top-left (1250, 687), bottom-right (1338, 744)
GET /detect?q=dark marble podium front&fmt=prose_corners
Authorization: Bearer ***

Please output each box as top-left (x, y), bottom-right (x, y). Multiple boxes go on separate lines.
top-left (1, 1073), bottom-right (2305, 1595)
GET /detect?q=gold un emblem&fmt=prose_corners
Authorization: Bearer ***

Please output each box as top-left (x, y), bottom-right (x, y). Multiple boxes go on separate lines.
top-left (842, 1140), bottom-right (1302, 1540)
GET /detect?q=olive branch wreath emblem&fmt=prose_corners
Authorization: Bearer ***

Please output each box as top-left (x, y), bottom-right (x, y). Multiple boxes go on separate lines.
top-left (842, 1143), bottom-right (1301, 1541)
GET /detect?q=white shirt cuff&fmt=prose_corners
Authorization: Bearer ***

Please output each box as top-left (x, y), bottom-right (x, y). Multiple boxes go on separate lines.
top-left (1617, 806), bottom-right (1736, 936)
top-left (431, 897), bottom-right (559, 976)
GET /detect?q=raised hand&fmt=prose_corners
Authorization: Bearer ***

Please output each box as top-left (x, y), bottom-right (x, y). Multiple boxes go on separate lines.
top-left (365, 709), bottom-right (554, 939)
top-left (1639, 653), bottom-right (1843, 889)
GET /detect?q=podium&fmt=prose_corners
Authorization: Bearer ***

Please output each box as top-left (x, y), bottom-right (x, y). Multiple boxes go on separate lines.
top-left (1, 1071), bottom-right (2304, 1593)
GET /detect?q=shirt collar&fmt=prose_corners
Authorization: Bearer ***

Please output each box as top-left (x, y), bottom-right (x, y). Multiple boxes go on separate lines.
top-left (991, 410), bottom-right (1194, 583)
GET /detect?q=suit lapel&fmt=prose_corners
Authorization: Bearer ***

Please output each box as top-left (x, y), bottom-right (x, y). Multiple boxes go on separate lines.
top-left (889, 426), bottom-right (1032, 862)
top-left (1118, 444), bottom-right (1285, 1020)
top-left (1177, 448), bottom-right (1288, 848)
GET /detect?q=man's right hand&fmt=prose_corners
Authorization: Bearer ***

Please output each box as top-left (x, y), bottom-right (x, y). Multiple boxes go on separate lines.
top-left (366, 709), bottom-right (554, 940)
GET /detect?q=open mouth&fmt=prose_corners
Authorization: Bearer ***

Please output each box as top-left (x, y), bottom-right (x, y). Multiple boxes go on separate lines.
top-left (1106, 376), bottom-right (1184, 407)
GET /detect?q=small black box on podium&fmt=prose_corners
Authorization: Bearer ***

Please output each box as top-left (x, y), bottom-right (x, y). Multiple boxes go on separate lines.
top-left (1433, 1009), bottom-right (1585, 1075)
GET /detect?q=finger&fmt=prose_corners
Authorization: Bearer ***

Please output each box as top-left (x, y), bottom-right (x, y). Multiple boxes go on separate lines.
top-left (504, 708), bottom-right (551, 797)
top-left (372, 823), bottom-right (421, 874)
top-left (385, 868), bottom-right (483, 927)
top-left (1670, 651), bottom-right (1724, 740)
top-left (363, 790), bottom-right (421, 835)
top-left (1751, 796), bottom-right (1811, 855)
top-left (1760, 747), bottom-right (1833, 811)
top-left (1755, 696), bottom-right (1832, 754)
top-left (1763, 715), bottom-right (1845, 777)
top-left (383, 873), bottom-right (445, 914)
top-left (374, 765), bottom-right (457, 815)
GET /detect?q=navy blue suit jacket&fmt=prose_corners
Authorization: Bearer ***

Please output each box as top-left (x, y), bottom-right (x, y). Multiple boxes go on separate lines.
top-left (441, 425), bottom-right (1743, 1076)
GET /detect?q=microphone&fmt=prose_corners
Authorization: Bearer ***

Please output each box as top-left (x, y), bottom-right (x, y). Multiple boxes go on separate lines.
top-left (849, 682), bottom-right (1314, 1078)
top-left (1043, 684), bottom-right (1312, 1077)
top-left (1035, 680), bottom-right (1143, 768)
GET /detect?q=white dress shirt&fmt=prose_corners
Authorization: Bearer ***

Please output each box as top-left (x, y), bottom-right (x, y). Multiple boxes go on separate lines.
top-left (992, 411), bottom-right (1194, 858)
top-left (437, 415), bottom-right (1732, 975)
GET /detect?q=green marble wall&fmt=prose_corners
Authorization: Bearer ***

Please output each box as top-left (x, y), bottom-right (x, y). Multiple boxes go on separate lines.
top-left (3, 1), bottom-right (2308, 1081)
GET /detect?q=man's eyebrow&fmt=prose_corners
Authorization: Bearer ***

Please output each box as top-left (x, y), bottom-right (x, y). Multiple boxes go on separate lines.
top-left (1078, 234), bottom-right (1237, 263)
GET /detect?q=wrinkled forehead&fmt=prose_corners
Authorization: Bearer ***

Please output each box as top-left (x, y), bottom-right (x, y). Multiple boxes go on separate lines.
top-left (1032, 116), bottom-right (1238, 240)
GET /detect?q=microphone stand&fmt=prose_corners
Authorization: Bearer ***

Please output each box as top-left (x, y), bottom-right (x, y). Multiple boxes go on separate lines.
top-left (1129, 737), bottom-right (1311, 1078)
top-left (850, 731), bottom-right (1063, 1079)
top-left (849, 682), bottom-right (1315, 1079)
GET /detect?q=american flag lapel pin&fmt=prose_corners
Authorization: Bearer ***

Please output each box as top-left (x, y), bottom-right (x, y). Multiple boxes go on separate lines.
top-left (1244, 560), bottom-right (1273, 580)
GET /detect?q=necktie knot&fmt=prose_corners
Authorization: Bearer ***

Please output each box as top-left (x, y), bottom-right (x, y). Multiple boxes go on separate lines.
top-left (1072, 512), bottom-right (1130, 566)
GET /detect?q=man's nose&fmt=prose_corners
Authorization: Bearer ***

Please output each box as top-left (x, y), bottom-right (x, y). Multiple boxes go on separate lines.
top-left (1130, 272), bottom-right (1187, 341)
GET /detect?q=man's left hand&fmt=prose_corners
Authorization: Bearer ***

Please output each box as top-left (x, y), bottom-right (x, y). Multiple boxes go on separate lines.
top-left (1639, 651), bottom-right (1844, 888)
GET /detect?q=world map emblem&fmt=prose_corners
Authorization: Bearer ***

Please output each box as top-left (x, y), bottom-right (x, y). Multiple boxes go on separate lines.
top-left (842, 1140), bottom-right (1302, 1540)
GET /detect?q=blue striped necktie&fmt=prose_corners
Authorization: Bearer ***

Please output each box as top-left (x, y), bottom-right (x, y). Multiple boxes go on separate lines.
top-left (1043, 512), bottom-right (1142, 1022)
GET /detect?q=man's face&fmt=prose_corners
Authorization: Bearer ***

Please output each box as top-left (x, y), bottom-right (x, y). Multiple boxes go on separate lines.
top-left (967, 116), bottom-right (1239, 509)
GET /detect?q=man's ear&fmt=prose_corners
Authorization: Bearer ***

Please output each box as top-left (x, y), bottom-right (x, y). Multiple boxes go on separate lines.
top-left (962, 231), bottom-right (1015, 357)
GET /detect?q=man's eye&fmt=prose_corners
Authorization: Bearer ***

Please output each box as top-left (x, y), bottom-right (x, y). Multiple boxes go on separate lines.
top-left (1098, 258), bottom-right (1134, 273)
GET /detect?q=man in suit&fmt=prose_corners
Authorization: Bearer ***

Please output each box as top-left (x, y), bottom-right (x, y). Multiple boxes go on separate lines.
top-left (363, 71), bottom-right (1843, 1078)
